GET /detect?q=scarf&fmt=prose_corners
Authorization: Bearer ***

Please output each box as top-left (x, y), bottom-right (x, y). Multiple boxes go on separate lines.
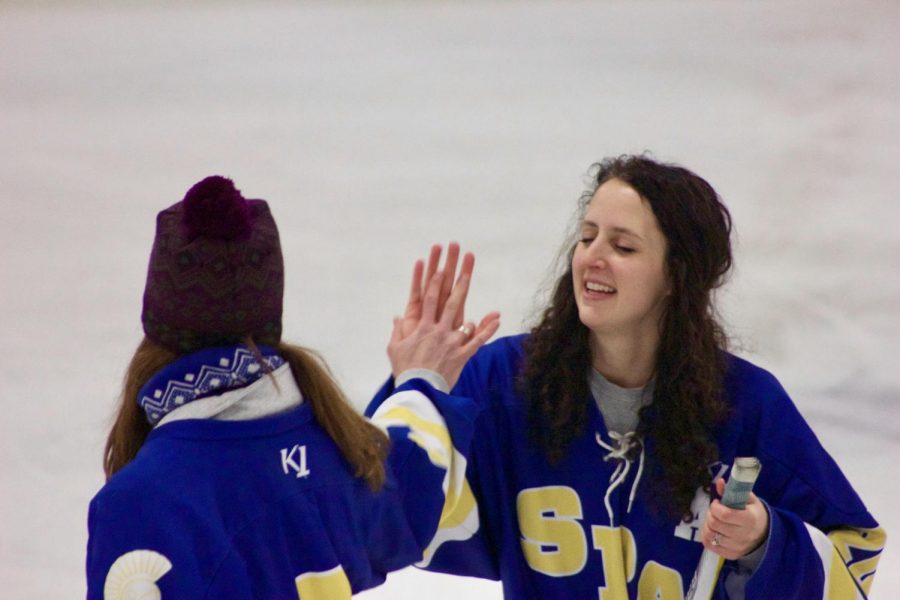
top-left (138, 345), bottom-right (285, 425)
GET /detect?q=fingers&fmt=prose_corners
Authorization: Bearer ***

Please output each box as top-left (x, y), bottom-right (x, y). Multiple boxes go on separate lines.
top-left (387, 317), bottom-right (404, 375)
top-left (452, 252), bottom-right (474, 329)
top-left (405, 259), bottom-right (425, 316)
top-left (457, 321), bottom-right (476, 338)
top-left (413, 243), bottom-right (473, 320)
top-left (709, 497), bottom-right (756, 528)
top-left (444, 242), bottom-right (460, 281)
top-left (703, 493), bottom-right (769, 559)
top-left (701, 510), bottom-right (735, 558)
top-left (407, 243), bottom-right (489, 341)
top-left (424, 244), bottom-right (442, 291)
top-left (477, 312), bottom-right (502, 340)
top-left (420, 270), bottom-right (445, 324)
top-left (461, 312), bottom-right (501, 357)
top-left (437, 242), bottom-right (460, 315)
top-left (389, 317), bottom-right (403, 346)
top-left (703, 527), bottom-right (734, 559)
top-left (441, 270), bottom-right (471, 329)
top-left (705, 502), bottom-right (743, 536)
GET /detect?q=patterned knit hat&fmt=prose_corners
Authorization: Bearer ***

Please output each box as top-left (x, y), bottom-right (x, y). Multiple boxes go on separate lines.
top-left (141, 176), bottom-right (284, 353)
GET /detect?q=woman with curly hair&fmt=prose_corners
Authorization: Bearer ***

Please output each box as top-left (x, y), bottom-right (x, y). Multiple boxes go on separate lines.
top-left (370, 154), bottom-right (885, 598)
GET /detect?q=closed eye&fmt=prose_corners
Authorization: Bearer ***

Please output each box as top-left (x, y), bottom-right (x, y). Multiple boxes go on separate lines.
top-left (615, 244), bottom-right (636, 254)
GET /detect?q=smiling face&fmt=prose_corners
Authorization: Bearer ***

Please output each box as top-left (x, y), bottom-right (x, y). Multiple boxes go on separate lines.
top-left (572, 178), bottom-right (670, 346)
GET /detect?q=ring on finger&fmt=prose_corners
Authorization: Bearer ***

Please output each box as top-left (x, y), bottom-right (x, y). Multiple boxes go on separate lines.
top-left (711, 532), bottom-right (722, 547)
top-left (457, 325), bottom-right (473, 336)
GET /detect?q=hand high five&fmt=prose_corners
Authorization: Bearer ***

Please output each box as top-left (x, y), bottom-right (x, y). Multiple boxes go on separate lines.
top-left (389, 243), bottom-right (501, 389)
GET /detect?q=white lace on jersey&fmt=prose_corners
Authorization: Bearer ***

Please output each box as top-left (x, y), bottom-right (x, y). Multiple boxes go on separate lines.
top-left (595, 430), bottom-right (645, 526)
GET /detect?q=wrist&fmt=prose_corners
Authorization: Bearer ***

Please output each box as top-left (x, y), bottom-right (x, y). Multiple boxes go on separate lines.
top-left (396, 368), bottom-right (450, 393)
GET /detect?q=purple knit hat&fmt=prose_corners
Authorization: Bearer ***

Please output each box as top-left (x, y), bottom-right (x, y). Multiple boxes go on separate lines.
top-left (141, 176), bottom-right (284, 353)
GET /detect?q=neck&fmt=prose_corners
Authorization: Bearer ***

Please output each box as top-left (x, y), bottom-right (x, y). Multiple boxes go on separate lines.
top-left (590, 331), bottom-right (658, 389)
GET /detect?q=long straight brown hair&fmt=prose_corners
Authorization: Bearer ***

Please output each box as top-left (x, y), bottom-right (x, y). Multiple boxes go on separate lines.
top-left (104, 338), bottom-right (389, 490)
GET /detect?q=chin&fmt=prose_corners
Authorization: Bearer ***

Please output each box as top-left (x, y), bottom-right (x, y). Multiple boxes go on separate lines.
top-left (576, 312), bottom-right (608, 334)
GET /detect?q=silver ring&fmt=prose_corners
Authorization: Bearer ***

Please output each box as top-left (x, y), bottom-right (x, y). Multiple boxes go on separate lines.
top-left (711, 532), bottom-right (722, 547)
top-left (457, 325), bottom-right (473, 336)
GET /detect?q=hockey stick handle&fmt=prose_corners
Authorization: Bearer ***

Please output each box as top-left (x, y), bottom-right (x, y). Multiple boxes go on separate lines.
top-left (719, 458), bottom-right (760, 509)
top-left (685, 457), bottom-right (761, 600)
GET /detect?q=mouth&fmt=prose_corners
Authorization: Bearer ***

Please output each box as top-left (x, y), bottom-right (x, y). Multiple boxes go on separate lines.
top-left (584, 281), bottom-right (616, 297)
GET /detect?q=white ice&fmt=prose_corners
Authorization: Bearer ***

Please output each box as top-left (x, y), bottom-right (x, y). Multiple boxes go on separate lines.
top-left (1, 1), bottom-right (897, 598)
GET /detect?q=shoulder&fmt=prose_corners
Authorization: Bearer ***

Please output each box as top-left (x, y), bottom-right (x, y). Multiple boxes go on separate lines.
top-left (722, 353), bottom-right (796, 420)
top-left (461, 333), bottom-right (528, 380)
top-left (87, 455), bottom-right (218, 591)
top-left (723, 353), bottom-right (785, 396)
top-left (92, 451), bottom-right (170, 510)
top-left (453, 334), bottom-right (528, 403)
top-left (444, 335), bottom-right (536, 446)
top-left (475, 332), bottom-right (528, 358)
top-left (719, 357), bottom-right (875, 520)
top-left (719, 352), bottom-right (815, 445)
top-left (89, 446), bottom-right (207, 543)
top-left (719, 354), bottom-right (828, 478)
top-left (94, 407), bottom-right (355, 517)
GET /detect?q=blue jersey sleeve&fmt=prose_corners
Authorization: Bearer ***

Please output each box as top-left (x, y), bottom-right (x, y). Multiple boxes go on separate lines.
top-left (725, 360), bottom-right (885, 599)
top-left (367, 337), bottom-right (527, 582)
top-left (368, 376), bottom-right (490, 573)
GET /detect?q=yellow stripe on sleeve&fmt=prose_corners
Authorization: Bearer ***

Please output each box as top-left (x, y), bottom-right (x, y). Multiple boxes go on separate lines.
top-left (294, 565), bottom-right (352, 600)
top-left (807, 523), bottom-right (886, 599)
top-left (827, 526), bottom-right (886, 597)
top-left (370, 389), bottom-right (481, 567)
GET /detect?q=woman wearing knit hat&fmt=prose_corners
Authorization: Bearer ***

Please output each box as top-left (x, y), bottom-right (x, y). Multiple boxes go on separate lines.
top-left (85, 176), bottom-right (500, 599)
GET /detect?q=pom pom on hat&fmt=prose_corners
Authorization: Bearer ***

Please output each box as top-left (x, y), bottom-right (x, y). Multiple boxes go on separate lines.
top-left (182, 175), bottom-right (251, 239)
top-left (142, 176), bottom-right (284, 353)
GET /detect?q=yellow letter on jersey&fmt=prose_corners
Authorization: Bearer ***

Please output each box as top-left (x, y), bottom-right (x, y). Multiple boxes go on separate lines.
top-left (517, 486), bottom-right (587, 577)
top-left (591, 525), bottom-right (637, 599)
top-left (637, 560), bottom-right (684, 600)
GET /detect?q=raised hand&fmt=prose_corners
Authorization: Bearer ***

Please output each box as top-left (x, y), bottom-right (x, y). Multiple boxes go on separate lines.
top-left (399, 243), bottom-right (471, 340)
top-left (389, 253), bottom-right (500, 389)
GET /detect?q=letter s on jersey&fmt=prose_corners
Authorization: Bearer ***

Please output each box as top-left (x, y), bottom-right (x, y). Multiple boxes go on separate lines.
top-left (517, 486), bottom-right (588, 576)
top-left (517, 485), bottom-right (684, 599)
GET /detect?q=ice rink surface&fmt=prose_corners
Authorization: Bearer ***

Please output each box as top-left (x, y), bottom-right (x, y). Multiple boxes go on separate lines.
top-left (1, 1), bottom-right (897, 597)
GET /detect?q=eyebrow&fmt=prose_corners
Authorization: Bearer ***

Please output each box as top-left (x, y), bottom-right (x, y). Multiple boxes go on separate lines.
top-left (581, 221), bottom-right (645, 241)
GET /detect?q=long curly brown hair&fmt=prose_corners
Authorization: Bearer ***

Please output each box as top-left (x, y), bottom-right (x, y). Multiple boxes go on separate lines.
top-left (519, 154), bottom-right (733, 520)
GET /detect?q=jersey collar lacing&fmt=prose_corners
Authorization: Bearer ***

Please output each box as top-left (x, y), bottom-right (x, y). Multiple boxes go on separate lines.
top-left (595, 431), bottom-right (645, 526)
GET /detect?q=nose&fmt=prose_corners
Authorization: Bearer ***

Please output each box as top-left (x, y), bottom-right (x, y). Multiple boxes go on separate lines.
top-left (583, 239), bottom-right (611, 267)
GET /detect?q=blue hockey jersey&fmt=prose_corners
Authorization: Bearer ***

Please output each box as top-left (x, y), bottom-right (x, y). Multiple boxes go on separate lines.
top-left (368, 334), bottom-right (886, 599)
top-left (86, 376), bottom-right (476, 599)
